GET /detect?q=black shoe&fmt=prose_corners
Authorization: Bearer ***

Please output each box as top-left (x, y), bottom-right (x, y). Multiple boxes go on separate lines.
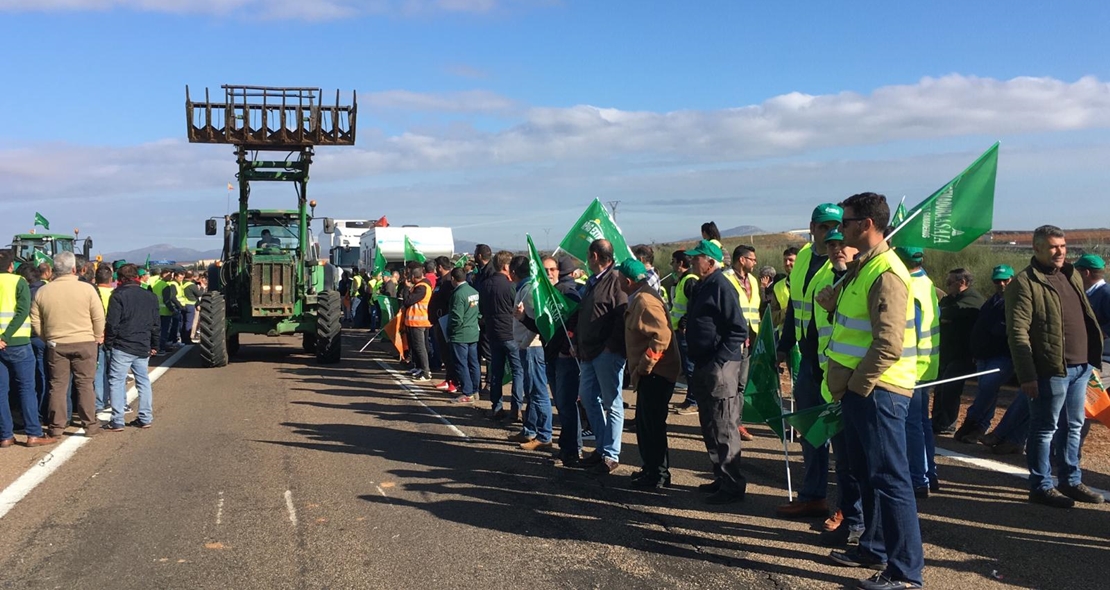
top-left (819, 525), bottom-right (862, 547)
top-left (705, 488), bottom-right (745, 505)
top-left (697, 479), bottom-right (722, 493)
top-left (1058, 483), bottom-right (1106, 504)
top-left (829, 549), bottom-right (886, 570)
top-left (1029, 488), bottom-right (1075, 508)
top-left (630, 473), bottom-right (672, 489)
top-left (928, 479), bottom-right (940, 493)
top-left (489, 409), bottom-right (507, 421)
top-left (856, 572), bottom-right (922, 590)
top-left (126, 419), bottom-right (152, 429)
top-left (577, 452), bottom-right (603, 468)
top-left (933, 425), bottom-right (956, 435)
top-left (952, 422), bottom-right (984, 443)
top-left (913, 487), bottom-right (929, 500)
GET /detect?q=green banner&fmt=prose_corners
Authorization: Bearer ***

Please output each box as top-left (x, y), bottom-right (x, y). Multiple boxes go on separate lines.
top-left (745, 305), bottom-right (785, 439)
top-left (781, 402), bottom-right (844, 448)
top-left (526, 234), bottom-right (578, 342)
top-left (34, 212), bottom-right (50, 230)
top-left (373, 245), bottom-right (388, 275)
top-left (404, 236), bottom-right (426, 263)
top-left (557, 198), bottom-right (635, 265)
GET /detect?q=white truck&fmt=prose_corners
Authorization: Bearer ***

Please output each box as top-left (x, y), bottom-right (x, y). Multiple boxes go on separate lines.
top-left (359, 226), bottom-right (455, 271)
top-left (325, 219), bottom-right (375, 270)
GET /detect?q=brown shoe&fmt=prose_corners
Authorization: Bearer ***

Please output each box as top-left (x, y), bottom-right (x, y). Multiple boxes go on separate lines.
top-left (24, 435), bottom-right (58, 447)
top-left (507, 432), bottom-right (535, 443)
top-left (520, 439), bottom-right (554, 451)
top-left (0, 438), bottom-right (14, 448)
top-left (738, 425), bottom-right (754, 441)
top-left (776, 498), bottom-right (829, 518)
top-left (823, 509), bottom-right (844, 532)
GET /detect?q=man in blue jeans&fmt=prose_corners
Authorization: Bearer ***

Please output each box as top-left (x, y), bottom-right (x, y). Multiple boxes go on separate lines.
top-left (538, 256), bottom-right (583, 466)
top-left (956, 265), bottom-right (1016, 445)
top-left (0, 250), bottom-right (56, 448)
top-left (507, 256), bottom-right (554, 451)
top-left (447, 268), bottom-right (481, 405)
top-left (573, 239), bottom-right (628, 476)
top-left (1006, 225), bottom-right (1105, 508)
top-left (480, 251), bottom-right (524, 421)
top-left (103, 264), bottom-right (160, 430)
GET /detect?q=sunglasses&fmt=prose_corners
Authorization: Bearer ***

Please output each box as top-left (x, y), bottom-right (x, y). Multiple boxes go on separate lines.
top-left (840, 217), bottom-right (867, 224)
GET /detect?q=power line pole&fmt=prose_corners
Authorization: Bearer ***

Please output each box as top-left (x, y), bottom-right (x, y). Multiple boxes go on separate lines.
top-left (606, 200), bottom-right (621, 222)
top-left (543, 228), bottom-right (552, 251)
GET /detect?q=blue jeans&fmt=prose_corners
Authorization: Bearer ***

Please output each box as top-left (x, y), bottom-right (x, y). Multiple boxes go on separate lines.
top-left (578, 350), bottom-right (625, 461)
top-left (1, 344), bottom-right (45, 439)
top-left (905, 385), bottom-right (937, 489)
top-left (159, 315), bottom-right (174, 350)
top-left (842, 388), bottom-right (924, 585)
top-left (182, 304), bottom-right (196, 344)
top-left (548, 356), bottom-right (582, 459)
top-left (451, 342), bottom-right (480, 396)
top-left (676, 332), bottom-right (696, 406)
top-left (964, 356), bottom-right (1016, 431)
top-left (993, 392), bottom-right (1030, 445)
top-left (1028, 364), bottom-right (1090, 492)
top-left (93, 346), bottom-right (111, 412)
top-left (31, 336), bottom-right (48, 422)
top-left (794, 359), bottom-right (829, 502)
top-left (519, 346), bottom-right (552, 443)
top-left (108, 349), bottom-right (152, 427)
top-left (488, 339), bottom-right (524, 413)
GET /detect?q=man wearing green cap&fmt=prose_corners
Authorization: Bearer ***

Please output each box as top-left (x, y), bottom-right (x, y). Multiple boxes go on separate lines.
top-left (617, 258), bottom-right (680, 489)
top-left (1075, 253), bottom-right (1110, 377)
top-left (682, 239), bottom-right (749, 504)
top-left (775, 203), bottom-right (841, 520)
top-left (960, 265), bottom-right (1019, 451)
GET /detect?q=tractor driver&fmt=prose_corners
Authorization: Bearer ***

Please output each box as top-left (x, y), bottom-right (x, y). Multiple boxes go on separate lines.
top-left (256, 229), bottom-right (281, 249)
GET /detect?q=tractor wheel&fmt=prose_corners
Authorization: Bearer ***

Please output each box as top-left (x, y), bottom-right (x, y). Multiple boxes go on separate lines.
top-left (302, 332), bottom-right (317, 353)
top-left (315, 290), bottom-right (342, 364)
top-left (228, 333), bottom-right (240, 357)
top-left (197, 292), bottom-right (228, 368)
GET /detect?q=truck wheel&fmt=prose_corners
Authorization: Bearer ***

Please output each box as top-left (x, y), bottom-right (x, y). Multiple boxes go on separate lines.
top-left (198, 292), bottom-right (228, 368)
top-left (316, 290), bottom-right (342, 364)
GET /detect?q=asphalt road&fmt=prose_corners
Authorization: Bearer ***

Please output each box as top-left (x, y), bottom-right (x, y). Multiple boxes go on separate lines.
top-left (0, 332), bottom-right (1107, 589)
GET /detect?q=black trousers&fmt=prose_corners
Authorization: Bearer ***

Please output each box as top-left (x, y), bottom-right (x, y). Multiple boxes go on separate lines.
top-left (635, 374), bottom-right (675, 479)
top-left (932, 359), bottom-right (974, 431)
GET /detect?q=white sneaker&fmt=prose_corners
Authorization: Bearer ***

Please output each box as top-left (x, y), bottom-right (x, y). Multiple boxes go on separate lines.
top-left (414, 375), bottom-right (431, 382)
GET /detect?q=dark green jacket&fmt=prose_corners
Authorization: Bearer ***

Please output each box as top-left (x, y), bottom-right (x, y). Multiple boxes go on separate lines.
top-left (448, 282), bottom-right (480, 344)
top-left (1005, 258), bottom-right (1103, 384)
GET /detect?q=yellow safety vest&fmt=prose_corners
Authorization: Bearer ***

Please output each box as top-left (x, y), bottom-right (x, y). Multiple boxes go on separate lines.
top-left (0, 274), bottom-right (31, 339)
top-left (151, 278), bottom-right (171, 317)
top-left (788, 243), bottom-right (832, 342)
top-left (669, 273), bottom-right (697, 330)
top-left (181, 281), bottom-right (197, 304)
top-left (97, 286), bottom-right (114, 314)
top-left (773, 278), bottom-right (790, 329)
top-left (909, 271), bottom-right (940, 381)
top-left (826, 249), bottom-right (918, 391)
top-left (174, 280), bottom-right (191, 307)
top-left (352, 275), bottom-right (364, 297)
top-left (725, 270), bottom-right (762, 335)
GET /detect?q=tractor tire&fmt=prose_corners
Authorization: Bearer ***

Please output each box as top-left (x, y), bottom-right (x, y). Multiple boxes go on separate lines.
top-left (315, 290), bottom-right (342, 364)
top-left (302, 332), bottom-right (317, 353)
top-left (197, 292), bottom-right (229, 368)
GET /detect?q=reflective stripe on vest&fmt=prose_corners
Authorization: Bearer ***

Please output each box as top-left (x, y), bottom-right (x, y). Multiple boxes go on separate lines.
top-left (181, 281), bottom-right (197, 304)
top-left (788, 243), bottom-right (832, 342)
top-left (97, 286), bottom-right (113, 314)
top-left (404, 281), bottom-right (433, 328)
top-left (826, 249), bottom-right (918, 391)
top-left (725, 270), bottom-right (762, 333)
top-left (174, 281), bottom-right (190, 307)
top-left (910, 273), bottom-right (940, 381)
top-left (0, 274), bottom-right (31, 339)
top-left (670, 273), bottom-right (696, 330)
top-left (151, 279), bottom-right (171, 316)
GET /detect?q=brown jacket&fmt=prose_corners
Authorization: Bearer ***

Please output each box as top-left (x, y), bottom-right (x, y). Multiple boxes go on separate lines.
top-left (825, 242), bottom-right (913, 399)
top-left (30, 274), bottom-right (105, 345)
top-left (624, 288), bottom-right (681, 388)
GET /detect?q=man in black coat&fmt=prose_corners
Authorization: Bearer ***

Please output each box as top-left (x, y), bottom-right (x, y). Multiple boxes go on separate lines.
top-left (104, 264), bottom-right (160, 430)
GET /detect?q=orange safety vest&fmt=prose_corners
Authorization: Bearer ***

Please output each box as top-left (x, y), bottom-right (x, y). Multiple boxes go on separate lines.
top-left (403, 280), bottom-right (433, 328)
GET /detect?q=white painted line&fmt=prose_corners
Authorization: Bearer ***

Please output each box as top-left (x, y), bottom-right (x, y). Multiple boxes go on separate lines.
top-left (0, 345), bottom-right (192, 521)
top-left (936, 446), bottom-right (1109, 498)
top-left (95, 345), bottom-right (192, 421)
top-left (283, 490), bottom-right (298, 526)
top-left (216, 491), bottom-right (224, 525)
top-left (374, 359), bottom-right (469, 440)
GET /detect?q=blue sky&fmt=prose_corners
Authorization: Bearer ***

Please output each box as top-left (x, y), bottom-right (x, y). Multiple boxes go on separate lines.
top-left (2, 0), bottom-right (1109, 254)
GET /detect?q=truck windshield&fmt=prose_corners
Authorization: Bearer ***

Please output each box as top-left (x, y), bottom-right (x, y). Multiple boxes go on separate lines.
top-left (248, 220), bottom-right (299, 250)
top-left (333, 247), bottom-right (359, 268)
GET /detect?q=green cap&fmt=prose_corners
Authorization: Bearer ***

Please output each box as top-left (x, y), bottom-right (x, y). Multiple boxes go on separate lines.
top-left (685, 239), bottom-right (724, 263)
top-left (617, 258), bottom-right (648, 282)
top-left (824, 229), bottom-right (844, 243)
top-left (894, 246), bottom-right (924, 261)
top-left (1074, 253), bottom-right (1106, 270)
top-left (811, 203), bottom-right (843, 224)
top-left (991, 264), bottom-right (1015, 281)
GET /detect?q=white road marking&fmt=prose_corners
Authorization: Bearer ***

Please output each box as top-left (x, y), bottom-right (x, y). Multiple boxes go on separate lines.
top-left (216, 491), bottom-right (224, 525)
top-left (374, 359), bottom-right (469, 440)
top-left (936, 446), bottom-right (1109, 498)
top-left (0, 345), bottom-right (192, 521)
top-left (284, 490), bottom-right (298, 526)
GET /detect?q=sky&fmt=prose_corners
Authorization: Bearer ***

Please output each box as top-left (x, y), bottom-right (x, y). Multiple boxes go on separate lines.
top-left (2, 0), bottom-right (1109, 254)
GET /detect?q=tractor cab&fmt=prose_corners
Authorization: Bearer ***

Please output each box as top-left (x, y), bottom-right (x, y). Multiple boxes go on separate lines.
top-left (11, 233), bottom-right (81, 265)
top-left (242, 211), bottom-right (302, 254)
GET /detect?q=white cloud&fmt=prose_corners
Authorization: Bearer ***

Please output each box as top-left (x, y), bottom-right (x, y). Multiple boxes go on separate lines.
top-left (0, 0), bottom-right (539, 19)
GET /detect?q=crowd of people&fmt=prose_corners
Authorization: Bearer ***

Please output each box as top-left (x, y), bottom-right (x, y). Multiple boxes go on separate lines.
top-left (340, 194), bottom-right (1107, 590)
top-left (1, 251), bottom-right (206, 447)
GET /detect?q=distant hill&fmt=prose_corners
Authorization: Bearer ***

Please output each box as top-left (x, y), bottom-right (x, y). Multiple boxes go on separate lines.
top-left (102, 244), bottom-right (222, 264)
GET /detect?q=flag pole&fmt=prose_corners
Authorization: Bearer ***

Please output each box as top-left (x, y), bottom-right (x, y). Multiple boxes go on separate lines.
top-left (914, 368), bottom-right (1001, 389)
top-left (359, 329), bottom-right (383, 353)
top-left (780, 415), bottom-right (794, 500)
top-left (830, 206), bottom-right (928, 290)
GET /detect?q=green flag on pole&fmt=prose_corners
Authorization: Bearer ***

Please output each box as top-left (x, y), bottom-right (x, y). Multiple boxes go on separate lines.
top-left (781, 402), bottom-right (844, 448)
top-left (891, 142), bottom-right (999, 251)
top-left (143, 253), bottom-right (150, 270)
top-left (557, 198), bottom-right (635, 265)
top-left (890, 201), bottom-right (908, 229)
top-left (526, 234), bottom-right (578, 342)
top-left (34, 212), bottom-right (50, 230)
top-left (375, 294), bottom-right (399, 319)
top-left (454, 254), bottom-right (470, 269)
top-left (373, 245), bottom-right (388, 275)
top-left (33, 250), bottom-right (52, 266)
top-left (403, 236), bottom-right (427, 263)
top-left (745, 306), bottom-right (785, 439)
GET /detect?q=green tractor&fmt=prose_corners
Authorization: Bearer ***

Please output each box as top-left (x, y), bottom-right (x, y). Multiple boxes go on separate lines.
top-left (186, 84), bottom-right (356, 367)
top-left (10, 231), bottom-right (94, 268)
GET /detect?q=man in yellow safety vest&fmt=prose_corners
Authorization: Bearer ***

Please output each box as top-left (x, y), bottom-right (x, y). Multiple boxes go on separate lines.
top-left (669, 250), bottom-right (699, 415)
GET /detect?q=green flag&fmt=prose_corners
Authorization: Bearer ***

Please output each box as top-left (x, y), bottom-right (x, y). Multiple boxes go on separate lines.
top-left (890, 201), bottom-right (908, 229)
top-left (781, 402), bottom-right (844, 448)
top-left (373, 245), bottom-right (388, 275)
top-left (454, 254), bottom-right (470, 268)
top-left (34, 212), bottom-right (49, 230)
top-left (557, 198), bottom-right (635, 265)
top-left (375, 294), bottom-right (399, 319)
top-left (526, 235), bottom-right (578, 342)
top-left (891, 142), bottom-right (999, 251)
top-left (745, 306), bottom-right (785, 439)
top-left (144, 253), bottom-right (150, 270)
top-left (33, 250), bottom-right (52, 266)
top-left (403, 236), bottom-right (426, 263)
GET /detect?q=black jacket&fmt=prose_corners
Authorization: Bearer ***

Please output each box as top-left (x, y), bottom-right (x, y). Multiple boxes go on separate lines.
top-left (970, 292), bottom-right (1009, 360)
top-left (479, 272), bottom-right (517, 341)
top-left (573, 266), bottom-right (627, 361)
top-left (939, 287), bottom-right (986, 366)
top-left (105, 283), bottom-right (160, 358)
top-left (685, 269), bottom-right (747, 366)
